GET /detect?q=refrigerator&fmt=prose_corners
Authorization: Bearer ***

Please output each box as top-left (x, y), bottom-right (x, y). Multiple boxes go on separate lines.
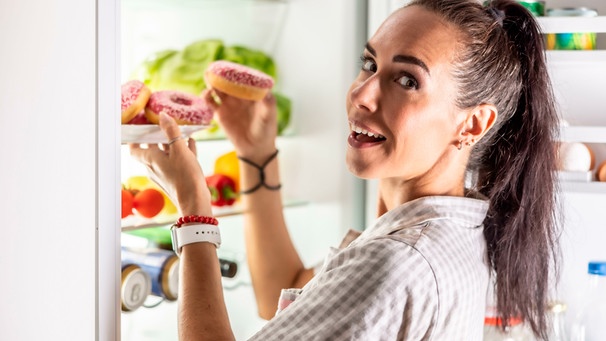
top-left (2, 0), bottom-right (606, 340)
top-left (118, 0), bottom-right (367, 340)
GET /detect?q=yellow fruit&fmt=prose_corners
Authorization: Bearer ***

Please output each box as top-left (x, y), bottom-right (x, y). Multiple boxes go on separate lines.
top-left (124, 175), bottom-right (153, 190)
top-left (160, 193), bottom-right (178, 215)
top-left (214, 151), bottom-right (240, 192)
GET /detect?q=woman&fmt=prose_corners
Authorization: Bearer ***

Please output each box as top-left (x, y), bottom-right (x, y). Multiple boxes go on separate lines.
top-left (131, 0), bottom-right (560, 339)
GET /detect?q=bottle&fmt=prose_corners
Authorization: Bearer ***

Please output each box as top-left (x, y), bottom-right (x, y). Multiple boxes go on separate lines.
top-left (570, 261), bottom-right (606, 341)
top-left (547, 301), bottom-right (568, 341)
top-left (483, 306), bottom-right (535, 341)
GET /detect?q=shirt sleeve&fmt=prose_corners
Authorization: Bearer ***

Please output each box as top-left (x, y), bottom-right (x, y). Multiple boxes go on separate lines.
top-left (248, 237), bottom-right (439, 341)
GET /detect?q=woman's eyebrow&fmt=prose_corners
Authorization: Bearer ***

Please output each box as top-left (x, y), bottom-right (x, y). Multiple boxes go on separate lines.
top-left (365, 42), bottom-right (431, 76)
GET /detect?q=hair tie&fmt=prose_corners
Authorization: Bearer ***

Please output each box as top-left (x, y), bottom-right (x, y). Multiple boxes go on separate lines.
top-left (487, 7), bottom-right (505, 26)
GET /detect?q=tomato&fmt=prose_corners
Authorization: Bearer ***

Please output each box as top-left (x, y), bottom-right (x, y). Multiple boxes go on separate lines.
top-left (133, 188), bottom-right (165, 218)
top-left (121, 189), bottom-right (134, 219)
top-left (125, 175), bottom-right (178, 216)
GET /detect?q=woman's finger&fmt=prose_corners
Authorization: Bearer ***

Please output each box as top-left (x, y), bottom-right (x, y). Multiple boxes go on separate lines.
top-left (159, 112), bottom-right (187, 149)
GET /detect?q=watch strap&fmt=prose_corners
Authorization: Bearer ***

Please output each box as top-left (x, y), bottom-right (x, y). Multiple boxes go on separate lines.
top-left (171, 224), bottom-right (221, 256)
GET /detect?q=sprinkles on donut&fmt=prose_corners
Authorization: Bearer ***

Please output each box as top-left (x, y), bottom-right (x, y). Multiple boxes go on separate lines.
top-left (145, 90), bottom-right (214, 126)
top-left (205, 60), bottom-right (274, 101)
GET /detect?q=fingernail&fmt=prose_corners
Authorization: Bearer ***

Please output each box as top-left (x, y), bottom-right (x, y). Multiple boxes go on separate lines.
top-left (159, 112), bottom-right (170, 125)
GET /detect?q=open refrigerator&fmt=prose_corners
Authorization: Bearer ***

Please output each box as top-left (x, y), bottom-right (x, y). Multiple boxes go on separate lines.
top-left (118, 0), bottom-right (367, 339)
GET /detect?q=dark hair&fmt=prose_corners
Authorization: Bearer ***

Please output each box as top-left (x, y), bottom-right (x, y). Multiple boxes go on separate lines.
top-left (407, 0), bottom-right (561, 338)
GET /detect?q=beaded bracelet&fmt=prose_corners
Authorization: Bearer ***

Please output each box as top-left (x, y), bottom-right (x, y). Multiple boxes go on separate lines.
top-left (238, 149), bottom-right (282, 194)
top-left (174, 215), bottom-right (219, 228)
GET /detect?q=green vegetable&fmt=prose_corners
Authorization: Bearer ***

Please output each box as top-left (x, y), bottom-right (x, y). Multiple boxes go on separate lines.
top-left (274, 92), bottom-right (291, 135)
top-left (221, 45), bottom-right (277, 79)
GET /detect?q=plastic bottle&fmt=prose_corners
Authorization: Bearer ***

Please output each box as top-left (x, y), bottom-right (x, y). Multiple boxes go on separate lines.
top-left (570, 261), bottom-right (606, 341)
top-left (547, 301), bottom-right (568, 341)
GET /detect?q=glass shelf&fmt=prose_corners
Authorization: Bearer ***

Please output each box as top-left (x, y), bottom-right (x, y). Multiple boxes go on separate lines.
top-left (121, 198), bottom-right (308, 232)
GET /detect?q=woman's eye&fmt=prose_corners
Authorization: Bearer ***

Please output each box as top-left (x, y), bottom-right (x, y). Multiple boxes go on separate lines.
top-left (397, 75), bottom-right (418, 89)
top-left (360, 58), bottom-right (377, 73)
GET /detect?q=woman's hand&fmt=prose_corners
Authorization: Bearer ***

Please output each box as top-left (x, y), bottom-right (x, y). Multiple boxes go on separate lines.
top-left (203, 89), bottom-right (278, 161)
top-left (130, 112), bottom-right (212, 216)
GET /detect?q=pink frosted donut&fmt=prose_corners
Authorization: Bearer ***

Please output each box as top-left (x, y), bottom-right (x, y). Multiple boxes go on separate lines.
top-left (144, 90), bottom-right (213, 125)
top-left (204, 60), bottom-right (274, 101)
top-left (127, 110), bottom-right (150, 124)
top-left (121, 80), bottom-right (151, 124)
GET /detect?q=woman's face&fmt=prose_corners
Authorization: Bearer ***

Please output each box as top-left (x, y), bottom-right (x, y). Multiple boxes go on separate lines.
top-left (346, 5), bottom-right (465, 181)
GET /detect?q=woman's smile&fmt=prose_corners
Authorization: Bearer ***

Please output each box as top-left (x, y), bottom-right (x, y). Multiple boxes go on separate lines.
top-left (348, 121), bottom-right (386, 148)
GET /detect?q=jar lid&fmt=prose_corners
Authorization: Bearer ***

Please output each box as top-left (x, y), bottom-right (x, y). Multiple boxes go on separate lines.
top-left (547, 8), bottom-right (598, 17)
top-left (588, 261), bottom-right (606, 276)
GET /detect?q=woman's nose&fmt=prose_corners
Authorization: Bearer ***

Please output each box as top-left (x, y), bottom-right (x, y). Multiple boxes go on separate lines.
top-left (349, 75), bottom-right (380, 113)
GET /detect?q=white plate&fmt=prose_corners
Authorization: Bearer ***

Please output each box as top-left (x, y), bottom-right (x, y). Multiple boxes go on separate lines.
top-left (121, 124), bottom-right (210, 144)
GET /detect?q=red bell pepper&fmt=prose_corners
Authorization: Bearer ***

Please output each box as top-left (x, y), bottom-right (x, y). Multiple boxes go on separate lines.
top-left (206, 174), bottom-right (238, 206)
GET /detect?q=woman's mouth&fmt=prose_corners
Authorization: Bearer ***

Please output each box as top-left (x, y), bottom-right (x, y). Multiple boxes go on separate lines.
top-left (348, 123), bottom-right (386, 147)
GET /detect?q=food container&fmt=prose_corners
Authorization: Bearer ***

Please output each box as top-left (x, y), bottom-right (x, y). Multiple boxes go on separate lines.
top-left (546, 8), bottom-right (598, 50)
top-left (517, 1), bottom-right (545, 16)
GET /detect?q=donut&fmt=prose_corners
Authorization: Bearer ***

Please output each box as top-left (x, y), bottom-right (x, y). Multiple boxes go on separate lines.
top-left (204, 60), bottom-right (274, 101)
top-left (121, 80), bottom-right (151, 124)
top-left (127, 111), bottom-right (151, 124)
top-left (145, 90), bottom-right (214, 125)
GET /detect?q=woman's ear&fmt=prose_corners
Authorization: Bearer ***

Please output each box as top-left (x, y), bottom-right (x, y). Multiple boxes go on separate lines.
top-left (460, 104), bottom-right (498, 144)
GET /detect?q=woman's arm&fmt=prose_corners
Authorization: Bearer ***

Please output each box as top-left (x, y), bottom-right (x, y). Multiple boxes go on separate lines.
top-left (130, 113), bottom-right (234, 340)
top-left (210, 91), bottom-right (314, 319)
top-left (238, 149), bottom-right (314, 318)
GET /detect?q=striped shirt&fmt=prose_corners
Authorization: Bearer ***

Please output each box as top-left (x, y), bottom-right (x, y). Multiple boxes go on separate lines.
top-left (249, 195), bottom-right (490, 340)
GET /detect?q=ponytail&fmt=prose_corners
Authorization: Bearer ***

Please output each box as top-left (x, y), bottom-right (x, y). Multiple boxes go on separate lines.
top-left (478, 1), bottom-right (560, 338)
top-left (408, 0), bottom-right (561, 339)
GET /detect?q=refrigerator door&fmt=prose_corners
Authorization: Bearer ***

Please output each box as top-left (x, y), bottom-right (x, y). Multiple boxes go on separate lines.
top-left (1, 0), bottom-right (121, 340)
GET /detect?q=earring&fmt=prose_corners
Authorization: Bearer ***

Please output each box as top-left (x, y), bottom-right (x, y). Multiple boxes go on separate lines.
top-left (457, 140), bottom-right (463, 150)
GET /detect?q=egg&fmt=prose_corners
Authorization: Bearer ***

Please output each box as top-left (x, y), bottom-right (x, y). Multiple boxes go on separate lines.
top-left (557, 142), bottom-right (593, 172)
top-left (597, 161), bottom-right (606, 182)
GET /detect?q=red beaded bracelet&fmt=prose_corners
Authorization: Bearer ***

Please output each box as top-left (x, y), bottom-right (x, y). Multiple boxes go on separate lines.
top-left (174, 215), bottom-right (219, 228)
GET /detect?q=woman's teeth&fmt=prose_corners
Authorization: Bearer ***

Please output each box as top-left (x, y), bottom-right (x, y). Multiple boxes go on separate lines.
top-left (351, 124), bottom-right (385, 139)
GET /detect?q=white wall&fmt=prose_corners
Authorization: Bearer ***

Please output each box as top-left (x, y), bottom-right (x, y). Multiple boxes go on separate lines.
top-left (0, 0), bottom-right (120, 340)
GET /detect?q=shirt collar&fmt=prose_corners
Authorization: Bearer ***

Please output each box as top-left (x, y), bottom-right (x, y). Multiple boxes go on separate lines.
top-left (360, 194), bottom-right (489, 241)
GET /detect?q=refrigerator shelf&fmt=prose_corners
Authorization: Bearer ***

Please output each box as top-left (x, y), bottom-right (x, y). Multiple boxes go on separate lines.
top-left (121, 198), bottom-right (309, 231)
top-left (547, 50), bottom-right (606, 64)
top-left (559, 126), bottom-right (606, 143)
top-left (538, 16), bottom-right (606, 34)
top-left (561, 180), bottom-right (606, 194)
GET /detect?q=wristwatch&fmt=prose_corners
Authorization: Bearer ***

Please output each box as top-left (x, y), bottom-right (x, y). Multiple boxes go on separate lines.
top-left (171, 224), bottom-right (221, 256)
